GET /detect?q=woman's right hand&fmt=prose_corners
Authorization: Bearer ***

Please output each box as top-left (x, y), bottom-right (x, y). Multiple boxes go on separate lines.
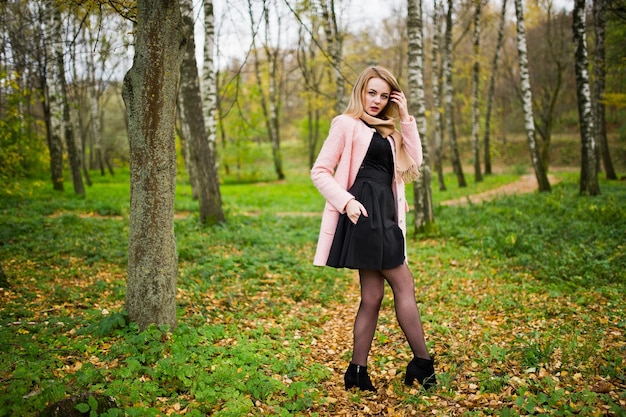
top-left (345, 199), bottom-right (368, 224)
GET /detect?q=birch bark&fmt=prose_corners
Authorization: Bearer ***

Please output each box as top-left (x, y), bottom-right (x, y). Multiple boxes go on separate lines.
top-left (513, 0), bottom-right (551, 192)
top-left (408, 0), bottom-right (434, 232)
top-left (573, 0), bottom-right (600, 195)
top-left (179, 0), bottom-right (225, 224)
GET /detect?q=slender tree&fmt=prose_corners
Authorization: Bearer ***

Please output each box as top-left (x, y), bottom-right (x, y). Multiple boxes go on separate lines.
top-left (52, 3), bottom-right (85, 196)
top-left (592, 0), bottom-right (617, 179)
top-left (573, 0), bottom-right (600, 195)
top-left (483, 0), bottom-right (507, 175)
top-left (248, 0), bottom-right (285, 180)
top-left (408, 0), bottom-right (434, 233)
top-left (122, 0), bottom-right (187, 330)
top-left (431, 0), bottom-right (446, 191)
top-left (320, 0), bottom-right (346, 114)
top-left (513, 0), bottom-right (551, 192)
top-left (38, 3), bottom-right (64, 191)
top-left (471, 0), bottom-right (483, 183)
top-left (443, 0), bottom-right (466, 187)
top-left (179, 0), bottom-right (225, 224)
top-left (200, 0), bottom-right (226, 221)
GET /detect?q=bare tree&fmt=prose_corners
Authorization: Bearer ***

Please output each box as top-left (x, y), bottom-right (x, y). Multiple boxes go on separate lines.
top-left (483, 0), bottom-right (507, 175)
top-left (593, 0), bottom-right (617, 179)
top-left (179, 0), bottom-right (224, 224)
top-left (431, 0), bottom-right (446, 191)
top-left (443, 0), bottom-right (466, 188)
top-left (408, 0), bottom-right (434, 233)
top-left (51, 3), bottom-right (84, 196)
top-left (513, 0), bottom-right (551, 192)
top-left (573, 0), bottom-right (600, 195)
top-left (320, 0), bottom-right (346, 114)
top-left (35, 4), bottom-right (64, 191)
top-left (471, 0), bottom-right (483, 183)
top-left (200, 0), bottom-right (226, 222)
top-left (248, 0), bottom-right (285, 180)
top-left (122, 0), bottom-right (187, 330)
top-left (296, 13), bottom-right (325, 167)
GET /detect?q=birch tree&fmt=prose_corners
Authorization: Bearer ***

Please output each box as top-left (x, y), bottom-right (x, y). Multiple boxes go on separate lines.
top-left (200, 0), bottom-right (226, 222)
top-left (443, 0), bottom-right (466, 188)
top-left (592, 0), bottom-right (617, 180)
top-left (513, 0), bottom-right (550, 192)
top-left (179, 0), bottom-right (224, 224)
top-left (407, 0), bottom-right (434, 233)
top-left (573, 0), bottom-right (600, 195)
top-left (483, 0), bottom-right (507, 175)
top-left (122, 0), bottom-right (186, 330)
top-left (471, 0), bottom-right (483, 183)
top-left (431, 0), bottom-right (446, 191)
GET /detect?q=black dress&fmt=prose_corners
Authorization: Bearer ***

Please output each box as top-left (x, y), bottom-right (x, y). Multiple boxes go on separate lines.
top-left (326, 129), bottom-right (405, 270)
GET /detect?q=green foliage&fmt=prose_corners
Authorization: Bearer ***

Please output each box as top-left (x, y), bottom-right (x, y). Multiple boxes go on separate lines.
top-left (436, 179), bottom-right (626, 288)
top-left (0, 171), bottom-right (624, 416)
top-left (0, 71), bottom-right (48, 182)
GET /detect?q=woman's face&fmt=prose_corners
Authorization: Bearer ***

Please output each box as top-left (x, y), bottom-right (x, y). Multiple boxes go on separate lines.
top-left (363, 77), bottom-right (391, 117)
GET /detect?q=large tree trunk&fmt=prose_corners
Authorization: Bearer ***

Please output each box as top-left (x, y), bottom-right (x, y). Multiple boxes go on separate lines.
top-left (513, 0), bottom-right (551, 192)
top-left (431, 0), bottom-right (446, 191)
top-left (573, 0), bottom-right (600, 195)
top-left (407, 0), bottom-right (434, 233)
top-left (592, 0), bottom-right (616, 180)
top-left (53, 5), bottom-right (84, 196)
top-left (200, 0), bottom-right (226, 221)
top-left (122, 0), bottom-right (186, 331)
top-left (483, 0), bottom-right (507, 175)
top-left (443, 0), bottom-right (466, 188)
top-left (471, 0), bottom-right (483, 183)
top-left (179, 0), bottom-right (225, 224)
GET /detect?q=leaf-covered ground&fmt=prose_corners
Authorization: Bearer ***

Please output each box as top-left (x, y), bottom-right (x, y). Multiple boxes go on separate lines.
top-left (1, 174), bottom-right (625, 416)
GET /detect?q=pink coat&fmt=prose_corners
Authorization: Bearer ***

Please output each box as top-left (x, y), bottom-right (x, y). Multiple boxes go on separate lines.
top-left (311, 114), bottom-right (423, 266)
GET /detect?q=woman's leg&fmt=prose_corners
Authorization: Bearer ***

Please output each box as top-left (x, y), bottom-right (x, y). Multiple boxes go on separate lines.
top-left (351, 269), bottom-right (385, 366)
top-left (382, 263), bottom-right (431, 360)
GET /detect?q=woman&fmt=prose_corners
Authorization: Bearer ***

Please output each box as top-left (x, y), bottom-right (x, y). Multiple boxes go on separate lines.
top-left (311, 66), bottom-right (436, 392)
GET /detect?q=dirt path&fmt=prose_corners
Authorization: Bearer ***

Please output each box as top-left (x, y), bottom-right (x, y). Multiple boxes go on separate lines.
top-left (440, 174), bottom-right (560, 206)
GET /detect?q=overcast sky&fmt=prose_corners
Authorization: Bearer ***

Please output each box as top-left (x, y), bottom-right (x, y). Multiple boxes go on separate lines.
top-left (196, 0), bottom-right (574, 70)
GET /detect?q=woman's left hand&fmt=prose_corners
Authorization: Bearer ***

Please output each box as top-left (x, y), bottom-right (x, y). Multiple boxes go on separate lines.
top-left (391, 91), bottom-right (410, 123)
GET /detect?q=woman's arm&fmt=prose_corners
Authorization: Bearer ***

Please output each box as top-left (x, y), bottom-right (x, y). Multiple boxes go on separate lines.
top-left (310, 116), bottom-right (357, 213)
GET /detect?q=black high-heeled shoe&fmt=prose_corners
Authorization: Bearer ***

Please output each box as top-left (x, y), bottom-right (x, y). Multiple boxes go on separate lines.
top-left (404, 357), bottom-right (437, 390)
top-left (344, 363), bottom-right (376, 391)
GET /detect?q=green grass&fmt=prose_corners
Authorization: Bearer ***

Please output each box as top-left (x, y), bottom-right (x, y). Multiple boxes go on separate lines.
top-left (1, 169), bottom-right (625, 416)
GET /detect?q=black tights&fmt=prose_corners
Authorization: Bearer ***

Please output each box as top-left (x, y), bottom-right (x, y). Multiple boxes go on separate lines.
top-left (351, 264), bottom-right (430, 366)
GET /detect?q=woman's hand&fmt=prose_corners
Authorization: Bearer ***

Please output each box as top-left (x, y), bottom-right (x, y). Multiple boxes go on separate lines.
top-left (345, 199), bottom-right (368, 225)
top-left (391, 90), bottom-right (410, 123)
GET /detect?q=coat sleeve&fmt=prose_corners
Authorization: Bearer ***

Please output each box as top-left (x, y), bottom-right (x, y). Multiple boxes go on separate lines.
top-left (400, 116), bottom-right (423, 167)
top-left (311, 116), bottom-right (356, 214)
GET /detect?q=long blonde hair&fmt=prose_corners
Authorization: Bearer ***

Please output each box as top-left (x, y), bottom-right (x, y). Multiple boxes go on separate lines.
top-left (344, 66), bottom-right (402, 120)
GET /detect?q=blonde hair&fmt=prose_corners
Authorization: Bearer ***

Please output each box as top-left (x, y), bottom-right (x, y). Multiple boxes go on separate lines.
top-left (344, 66), bottom-right (401, 120)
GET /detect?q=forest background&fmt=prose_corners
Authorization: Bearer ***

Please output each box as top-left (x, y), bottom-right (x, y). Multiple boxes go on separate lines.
top-left (1, 0), bottom-right (625, 416)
